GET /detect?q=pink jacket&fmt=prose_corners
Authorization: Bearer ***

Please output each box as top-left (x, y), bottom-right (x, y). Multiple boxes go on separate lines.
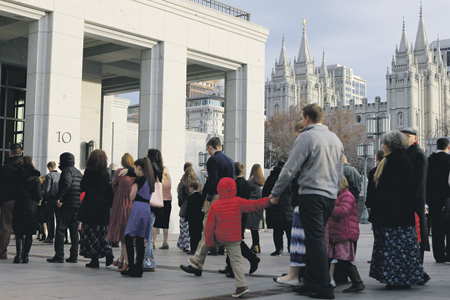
top-left (328, 189), bottom-right (359, 243)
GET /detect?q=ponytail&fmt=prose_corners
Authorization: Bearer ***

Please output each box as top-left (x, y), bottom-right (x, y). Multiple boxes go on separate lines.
top-left (134, 157), bottom-right (156, 193)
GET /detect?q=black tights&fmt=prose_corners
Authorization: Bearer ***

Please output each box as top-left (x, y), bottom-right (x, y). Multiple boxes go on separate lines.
top-left (251, 230), bottom-right (259, 246)
top-left (125, 235), bottom-right (144, 270)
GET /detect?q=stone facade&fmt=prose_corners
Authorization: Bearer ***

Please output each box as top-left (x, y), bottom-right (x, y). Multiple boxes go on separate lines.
top-left (265, 29), bottom-right (366, 119)
top-left (0, 0), bottom-right (268, 233)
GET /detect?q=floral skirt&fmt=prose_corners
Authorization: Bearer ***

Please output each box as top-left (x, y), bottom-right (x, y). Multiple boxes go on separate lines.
top-left (177, 217), bottom-right (190, 251)
top-left (80, 224), bottom-right (113, 259)
top-left (290, 206), bottom-right (306, 267)
top-left (369, 226), bottom-right (424, 286)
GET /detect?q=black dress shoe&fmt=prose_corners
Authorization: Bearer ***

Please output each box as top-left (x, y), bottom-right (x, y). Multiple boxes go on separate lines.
top-left (180, 264), bottom-right (202, 276)
top-left (21, 255), bottom-right (29, 264)
top-left (219, 266), bottom-right (232, 274)
top-left (13, 255), bottom-right (21, 264)
top-left (293, 285), bottom-right (311, 295)
top-left (86, 259), bottom-right (99, 268)
top-left (66, 257), bottom-right (78, 263)
top-left (47, 257), bottom-right (64, 263)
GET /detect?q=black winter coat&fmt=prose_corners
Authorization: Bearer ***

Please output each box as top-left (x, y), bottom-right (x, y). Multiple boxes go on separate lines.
top-left (368, 150), bottom-right (416, 227)
top-left (263, 166), bottom-right (294, 228)
top-left (405, 143), bottom-right (430, 251)
top-left (13, 169), bottom-right (43, 235)
top-left (57, 153), bottom-right (82, 209)
top-left (0, 156), bottom-right (21, 204)
top-left (78, 169), bottom-right (113, 226)
top-left (426, 151), bottom-right (450, 208)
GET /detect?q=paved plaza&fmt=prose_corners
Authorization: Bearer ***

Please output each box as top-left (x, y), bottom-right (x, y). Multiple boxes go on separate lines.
top-left (0, 224), bottom-right (448, 300)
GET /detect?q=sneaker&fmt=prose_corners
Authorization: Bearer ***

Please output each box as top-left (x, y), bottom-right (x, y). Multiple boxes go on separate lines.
top-left (232, 286), bottom-right (249, 298)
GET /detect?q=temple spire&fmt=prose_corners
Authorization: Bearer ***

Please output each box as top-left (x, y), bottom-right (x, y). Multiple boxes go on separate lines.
top-left (297, 20), bottom-right (311, 64)
top-left (414, 3), bottom-right (429, 51)
top-left (278, 35), bottom-right (288, 66)
top-left (399, 18), bottom-right (409, 53)
top-left (320, 49), bottom-right (328, 78)
top-left (436, 36), bottom-right (443, 69)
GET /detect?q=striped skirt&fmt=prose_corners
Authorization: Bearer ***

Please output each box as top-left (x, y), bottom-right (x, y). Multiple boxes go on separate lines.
top-left (177, 217), bottom-right (190, 251)
top-left (290, 206), bottom-right (306, 267)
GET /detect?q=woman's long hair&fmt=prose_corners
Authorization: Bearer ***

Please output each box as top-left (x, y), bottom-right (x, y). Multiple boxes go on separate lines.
top-left (86, 149), bottom-right (108, 173)
top-left (18, 156), bottom-right (37, 173)
top-left (249, 164), bottom-right (265, 186)
top-left (147, 149), bottom-right (163, 171)
top-left (135, 157), bottom-right (155, 193)
top-left (121, 153), bottom-right (134, 169)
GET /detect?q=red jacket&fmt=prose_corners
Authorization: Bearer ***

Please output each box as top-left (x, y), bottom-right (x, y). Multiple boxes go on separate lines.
top-left (205, 178), bottom-right (270, 247)
top-left (328, 189), bottom-right (360, 243)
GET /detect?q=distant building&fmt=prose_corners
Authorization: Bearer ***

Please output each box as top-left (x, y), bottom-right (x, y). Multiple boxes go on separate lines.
top-left (265, 29), bottom-right (366, 119)
top-left (186, 95), bottom-right (224, 136)
top-left (267, 6), bottom-right (450, 152)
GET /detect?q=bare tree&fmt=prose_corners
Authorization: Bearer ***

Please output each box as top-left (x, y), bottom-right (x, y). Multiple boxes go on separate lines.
top-left (264, 105), bottom-right (302, 168)
top-left (323, 106), bottom-right (366, 169)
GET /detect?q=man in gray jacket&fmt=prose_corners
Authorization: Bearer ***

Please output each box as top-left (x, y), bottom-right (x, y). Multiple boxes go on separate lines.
top-left (270, 104), bottom-right (343, 299)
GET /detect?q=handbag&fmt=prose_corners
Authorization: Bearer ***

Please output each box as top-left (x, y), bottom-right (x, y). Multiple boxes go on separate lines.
top-left (150, 177), bottom-right (164, 208)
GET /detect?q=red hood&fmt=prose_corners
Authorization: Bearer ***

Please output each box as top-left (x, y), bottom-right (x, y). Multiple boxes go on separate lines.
top-left (217, 177), bottom-right (236, 199)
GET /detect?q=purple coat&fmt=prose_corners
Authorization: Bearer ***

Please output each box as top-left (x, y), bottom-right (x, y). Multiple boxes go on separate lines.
top-left (328, 189), bottom-right (359, 243)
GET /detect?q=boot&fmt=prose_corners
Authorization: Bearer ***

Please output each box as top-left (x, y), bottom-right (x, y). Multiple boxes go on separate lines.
top-left (343, 265), bottom-right (365, 293)
top-left (22, 236), bottom-right (32, 264)
top-left (14, 236), bottom-right (23, 264)
top-left (250, 244), bottom-right (261, 253)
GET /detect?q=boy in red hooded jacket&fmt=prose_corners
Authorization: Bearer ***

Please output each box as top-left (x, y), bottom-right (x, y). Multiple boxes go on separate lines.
top-left (205, 177), bottom-right (278, 297)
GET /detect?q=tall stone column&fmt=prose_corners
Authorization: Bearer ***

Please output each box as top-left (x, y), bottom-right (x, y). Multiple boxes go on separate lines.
top-left (25, 12), bottom-right (84, 172)
top-left (139, 42), bottom-right (187, 233)
top-left (225, 65), bottom-right (265, 177)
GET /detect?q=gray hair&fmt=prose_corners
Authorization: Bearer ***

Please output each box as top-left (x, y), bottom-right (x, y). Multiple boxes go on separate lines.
top-left (381, 130), bottom-right (409, 152)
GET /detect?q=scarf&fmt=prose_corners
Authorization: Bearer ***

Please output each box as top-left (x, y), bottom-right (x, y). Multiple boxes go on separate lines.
top-left (373, 153), bottom-right (390, 188)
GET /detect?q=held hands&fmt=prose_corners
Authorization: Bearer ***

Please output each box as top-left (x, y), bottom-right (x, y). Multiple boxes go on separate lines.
top-left (268, 194), bottom-right (279, 205)
top-left (118, 169), bottom-right (128, 177)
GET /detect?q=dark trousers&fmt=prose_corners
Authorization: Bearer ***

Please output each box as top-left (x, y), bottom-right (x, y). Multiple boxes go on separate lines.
top-left (0, 200), bottom-right (14, 255)
top-left (46, 199), bottom-right (57, 239)
top-left (430, 206), bottom-right (450, 262)
top-left (125, 235), bottom-right (144, 271)
top-left (54, 207), bottom-right (79, 259)
top-left (188, 220), bottom-right (203, 252)
top-left (273, 220), bottom-right (292, 252)
top-left (299, 194), bottom-right (335, 296)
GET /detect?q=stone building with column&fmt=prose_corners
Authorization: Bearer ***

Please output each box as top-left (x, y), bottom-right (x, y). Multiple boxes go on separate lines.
top-left (0, 0), bottom-right (268, 231)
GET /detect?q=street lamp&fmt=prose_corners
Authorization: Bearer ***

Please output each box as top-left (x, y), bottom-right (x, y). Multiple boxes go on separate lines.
top-left (357, 141), bottom-right (374, 224)
top-left (198, 152), bottom-right (209, 167)
top-left (366, 113), bottom-right (390, 152)
top-left (268, 142), bottom-right (273, 169)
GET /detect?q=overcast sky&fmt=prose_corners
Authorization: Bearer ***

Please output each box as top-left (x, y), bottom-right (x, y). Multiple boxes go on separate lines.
top-left (123, 0), bottom-right (449, 104)
top-left (223, 0), bottom-right (449, 101)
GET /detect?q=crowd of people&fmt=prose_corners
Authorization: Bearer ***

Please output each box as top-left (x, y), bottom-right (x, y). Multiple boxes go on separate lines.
top-left (0, 103), bottom-right (449, 299)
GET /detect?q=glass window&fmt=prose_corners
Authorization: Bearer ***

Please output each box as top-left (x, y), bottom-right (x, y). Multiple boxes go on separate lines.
top-left (6, 89), bottom-right (25, 119)
top-left (5, 67), bottom-right (27, 88)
